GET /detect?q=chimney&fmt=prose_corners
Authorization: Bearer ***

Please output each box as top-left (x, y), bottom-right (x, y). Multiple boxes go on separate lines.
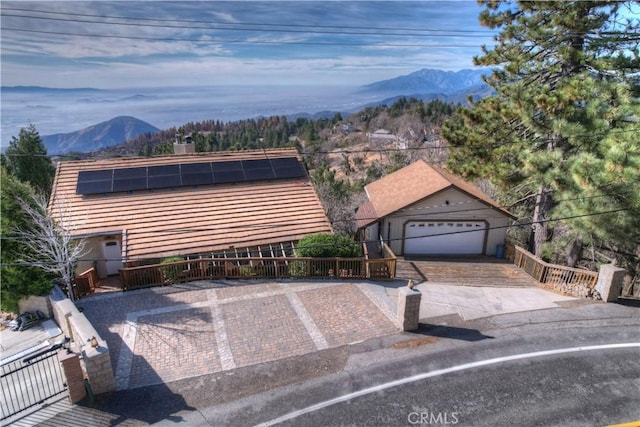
top-left (173, 133), bottom-right (196, 155)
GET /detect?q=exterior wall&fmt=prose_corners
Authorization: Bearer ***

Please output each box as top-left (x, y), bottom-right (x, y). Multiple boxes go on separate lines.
top-left (76, 234), bottom-right (123, 279)
top-left (381, 188), bottom-right (511, 256)
top-left (364, 222), bottom-right (380, 242)
top-left (76, 238), bottom-right (102, 277)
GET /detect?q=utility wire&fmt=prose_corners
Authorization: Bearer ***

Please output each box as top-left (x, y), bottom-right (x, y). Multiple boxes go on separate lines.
top-left (1, 207), bottom-right (631, 266)
top-left (1, 189), bottom-right (633, 241)
top-left (1, 27), bottom-right (484, 48)
top-left (1, 7), bottom-right (496, 35)
top-left (1, 12), bottom-right (495, 38)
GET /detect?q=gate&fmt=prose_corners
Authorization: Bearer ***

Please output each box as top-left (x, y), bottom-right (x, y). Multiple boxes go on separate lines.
top-left (1, 343), bottom-right (68, 421)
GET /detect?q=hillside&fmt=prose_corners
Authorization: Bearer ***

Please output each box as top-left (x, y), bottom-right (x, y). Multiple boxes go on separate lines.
top-left (43, 116), bottom-right (159, 155)
top-left (361, 68), bottom-right (490, 95)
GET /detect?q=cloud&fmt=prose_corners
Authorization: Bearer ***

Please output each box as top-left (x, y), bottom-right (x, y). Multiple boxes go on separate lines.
top-left (1, 1), bottom-right (490, 88)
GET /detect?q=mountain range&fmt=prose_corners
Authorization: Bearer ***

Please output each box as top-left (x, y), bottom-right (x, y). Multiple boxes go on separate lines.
top-left (33, 68), bottom-right (492, 155)
top-left (43, 116), bottom-right (159, 155)
top-left (361, 68), bottom-right (490, 94)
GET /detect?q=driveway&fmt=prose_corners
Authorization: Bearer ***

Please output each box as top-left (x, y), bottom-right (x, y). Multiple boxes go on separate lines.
top-left (397, 257), bottom-right (538, 287)
top-left (77, 281), bottom-right (398, 391)
top-left (390, 257), bottom-right (584, 321)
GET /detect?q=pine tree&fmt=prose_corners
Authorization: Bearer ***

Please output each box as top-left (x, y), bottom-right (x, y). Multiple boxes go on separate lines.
top-left (443, 1), bottom-right (639, 266)
top-left (2, 124), bottom-right (56, 195)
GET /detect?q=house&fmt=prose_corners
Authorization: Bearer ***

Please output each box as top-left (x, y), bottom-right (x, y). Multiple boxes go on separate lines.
top-left (355, 160), bottom-right (515, 257)
top-left (49, 147), bottom-right (333, 279)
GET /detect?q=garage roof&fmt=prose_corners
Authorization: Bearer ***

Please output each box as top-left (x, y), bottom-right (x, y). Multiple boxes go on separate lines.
top-left (49, 148), bottom-right (333, 260)
top-left (356, 160), bottom-right (515, 228)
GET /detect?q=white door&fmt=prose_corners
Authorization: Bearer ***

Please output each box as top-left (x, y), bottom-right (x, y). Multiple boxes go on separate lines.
top-left (102, 240), bottom-right (124, 275)
top-left (404, 221), bottom-right (486, 255)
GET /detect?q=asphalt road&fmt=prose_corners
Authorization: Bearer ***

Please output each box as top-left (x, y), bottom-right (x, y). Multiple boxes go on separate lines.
top-left (200, 319), bottom-right (640, 427)
top-left (268, 344), bottom-right (640, 427)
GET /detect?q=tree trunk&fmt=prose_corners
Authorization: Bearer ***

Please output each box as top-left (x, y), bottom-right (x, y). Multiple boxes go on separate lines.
top-left (529, 185), bottom-right (552, 257)
top-left (567, 234), bottom-right (583, 268)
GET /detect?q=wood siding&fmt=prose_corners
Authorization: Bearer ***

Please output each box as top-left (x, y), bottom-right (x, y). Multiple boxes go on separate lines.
top-left (382, 187), bottom-right (511, 256)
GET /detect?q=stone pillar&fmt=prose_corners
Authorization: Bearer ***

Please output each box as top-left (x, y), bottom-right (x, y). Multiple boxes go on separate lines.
top-left (595, 264), bottom-right (626, 302)
top-left (397, 285), bottom-right (421, 331)
top-left (82, 339), bottom-right (116, 395)
top-left (58, 350), bottom-right (87, 404)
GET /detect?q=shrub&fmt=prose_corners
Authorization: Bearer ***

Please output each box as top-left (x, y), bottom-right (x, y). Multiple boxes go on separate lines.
top-left (295, 233), bottom-right (362, 258)
top-left (161, 256), bottom-right (184, 284)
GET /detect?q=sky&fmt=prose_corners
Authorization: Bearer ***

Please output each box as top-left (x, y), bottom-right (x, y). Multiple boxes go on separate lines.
top-left (0, 1), bottom-right (497, 89)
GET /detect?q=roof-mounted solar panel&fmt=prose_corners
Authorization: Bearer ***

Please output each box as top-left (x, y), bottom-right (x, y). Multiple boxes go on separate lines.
top-left (244, 167), bottom-right (275, 181)
top-left (76, 179), bottom-right (113, 195)
top-left (213, 170), bottom-right (245, 184)
top-left (212, 161), bottom-right (244, 172)
top-left (114, 167), bottom-right (146, 179)
top-left (148, 164), bottom-right (180, 176)
top-left (76, 156), bottom-right (306, 195)
top-left (113, 177), bottom-right (147, 193)
top-left (148, 174), bottom-right (181, 189)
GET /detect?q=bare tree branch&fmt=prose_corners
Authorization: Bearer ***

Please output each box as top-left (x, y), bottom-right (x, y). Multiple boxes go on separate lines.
top-left (14, 193), bottom-right (89, 301)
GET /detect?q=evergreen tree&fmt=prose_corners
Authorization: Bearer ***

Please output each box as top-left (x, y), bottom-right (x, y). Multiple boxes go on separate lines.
top-left (0, 166), bottom-right (52, 312)
top-left (2, 124), bottom-right (55, 195)
top-left (443, 1), bottom-right (639, 265)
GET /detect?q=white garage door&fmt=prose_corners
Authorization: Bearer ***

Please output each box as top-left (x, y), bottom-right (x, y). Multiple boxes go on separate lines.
top-left (404, 221), bottom-right (487, 255)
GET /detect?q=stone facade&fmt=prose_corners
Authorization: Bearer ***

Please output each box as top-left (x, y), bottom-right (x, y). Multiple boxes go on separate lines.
top-left (397, 285), bottom-right (421, 331)
top-left (49, 286), bottom-right (115, 396)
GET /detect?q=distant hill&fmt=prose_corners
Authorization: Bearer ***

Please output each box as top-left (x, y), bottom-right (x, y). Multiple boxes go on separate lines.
top-left (43, 116), bottom-right (159, 155)
top-left (363, 84), bottom-right (495, 109)
top-left (2, 86), bottom-right (103, 94)
top-left (361, 68), bottom-right (491, 95)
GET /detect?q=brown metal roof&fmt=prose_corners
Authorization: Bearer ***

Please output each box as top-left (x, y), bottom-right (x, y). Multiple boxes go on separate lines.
top-left (362, 160), bottom-right (515, 221)
top-left (49, 149), bottom-right (333, 260)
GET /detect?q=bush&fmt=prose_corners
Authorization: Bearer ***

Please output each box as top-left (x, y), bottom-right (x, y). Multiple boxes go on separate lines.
top-left (161, 256), bottom-right (184, 284)
top-left (296, 234), bottom-right (362, 258)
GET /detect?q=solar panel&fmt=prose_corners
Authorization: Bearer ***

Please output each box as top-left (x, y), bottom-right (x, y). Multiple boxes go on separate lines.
top-left (78, 169), bottom-right (113, 182)
top-left (77, 179), bottom-right (112, 195)
top-left (274, 165), bottom-right (304, 179)
top-left (148, 164), bottom-right (180, 176)
top-left (242, 159), bottom-right (272, 170)
top-left (269, 157), bottom-right (300, 168)
top-left (182, 172), bottom-right (214, 186)
top-left (114, 167), bottom-right (146, 179)
top-left (113, 177), bottom-right (148, 192)
top-left (148, 174), bottom-right (181, 189)
top-left (244, 167), bottom-right (275, 181)
top-left (181, 162), bottom-right (212, 174)
top-left (213, 170), bottom-right (245, 184)
top-left (76, 156), bottom-right (306, 195)
top-left (212, 161), bottom-right (243, 172)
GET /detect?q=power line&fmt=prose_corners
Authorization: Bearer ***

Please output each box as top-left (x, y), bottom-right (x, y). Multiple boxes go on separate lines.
top-left (1, 27), bottom-right (484, 48)
top-left (0, 207), bottom-right (632, 266)
top-left (1, 12), bottom-right (494, 39)
top-left (1, 7), bottom-right (496, 35)
top-left (1, 189), bottom-right (632, 241)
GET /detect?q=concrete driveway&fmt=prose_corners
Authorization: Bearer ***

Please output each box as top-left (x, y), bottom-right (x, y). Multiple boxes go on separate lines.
top-left (374, 257), bottom-right (584, 321)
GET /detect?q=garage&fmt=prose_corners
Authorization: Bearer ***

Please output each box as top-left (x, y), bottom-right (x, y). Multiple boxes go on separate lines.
top-left (404, 221), bottom-right (487, 255)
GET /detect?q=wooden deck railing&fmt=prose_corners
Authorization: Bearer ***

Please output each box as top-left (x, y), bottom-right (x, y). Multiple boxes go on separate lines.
top-left (73, 267), bottom-right (98, 298)
top-left (120, 255), bottom-right (397, 291)
top-left (513, 246), bottom-right (598, 288)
